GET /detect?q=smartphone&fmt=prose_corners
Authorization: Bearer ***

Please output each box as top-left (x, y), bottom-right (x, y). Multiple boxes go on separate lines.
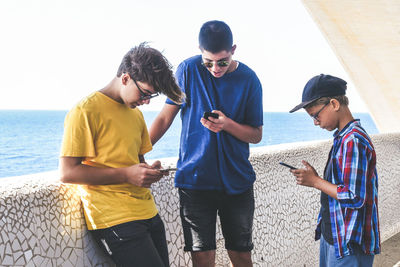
top-left (160, 167), bottom-right (178, 172)
top-left (279, 162), bottom-right (297, 170)
top-left (203, 111), bottom-right (219, 120)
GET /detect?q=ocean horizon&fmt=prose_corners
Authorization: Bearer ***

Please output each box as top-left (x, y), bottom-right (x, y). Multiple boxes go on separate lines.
top-left (0, 110), bottom-right (379, 178)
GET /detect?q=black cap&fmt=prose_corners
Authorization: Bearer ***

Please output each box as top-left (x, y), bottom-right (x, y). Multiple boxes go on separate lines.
top-left (289, 74), bottom-right (347, 113)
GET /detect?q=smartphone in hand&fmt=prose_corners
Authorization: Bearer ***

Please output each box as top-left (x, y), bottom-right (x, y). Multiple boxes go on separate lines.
top-left (159, 167), bottom-right (178, 173)
top-left (203, 111), bottom-right (219, 120)
top-left (279, 162), bottom-right (297, 170)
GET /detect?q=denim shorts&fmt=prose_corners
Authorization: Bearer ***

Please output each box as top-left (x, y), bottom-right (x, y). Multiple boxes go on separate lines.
top-left (90, 214), bottom-right (168, 267)
top-left (179, 187), bottom-right (254, 252)
top-left (319, 235), bottom-right (374, 267)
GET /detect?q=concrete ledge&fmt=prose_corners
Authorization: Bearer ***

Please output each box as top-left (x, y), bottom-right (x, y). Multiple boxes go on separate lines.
top-left (375, 232), bottom-right (400, 267)
top-left (0, 133), bottom-right (399, 266)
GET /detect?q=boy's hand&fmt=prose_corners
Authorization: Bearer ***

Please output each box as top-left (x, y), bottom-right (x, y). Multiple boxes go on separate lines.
top-left (200, 110), bottom-right (229, 133)
top-left (150, 160), bottom-right (162, 169)
top-left (150, 160), bottom-right (173, 176)
top-left (290, 160), bottom-right (320, 188)
top-left (125, 163), bottom-right (164, 188)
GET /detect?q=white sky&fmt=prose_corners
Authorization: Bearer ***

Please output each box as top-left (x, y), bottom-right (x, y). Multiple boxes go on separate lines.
top-left (0, 0), bottom-right (368, 112)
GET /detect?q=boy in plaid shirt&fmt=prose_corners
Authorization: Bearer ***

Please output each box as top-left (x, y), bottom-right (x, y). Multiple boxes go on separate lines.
top-left (289, 74), bottom-right (380, 266)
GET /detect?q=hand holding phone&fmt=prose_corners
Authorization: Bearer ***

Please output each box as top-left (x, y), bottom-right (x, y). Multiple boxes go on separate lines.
top-left (203, 111), bottom-right (219, 120)
top-left (279, 162), bottom-right (297, 170)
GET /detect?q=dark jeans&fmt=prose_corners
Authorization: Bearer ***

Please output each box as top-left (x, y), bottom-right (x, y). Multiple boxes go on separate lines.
top-left (90, 214), bottom-right (169, 267)
top-left (179, 187), bottom-right (254, 252)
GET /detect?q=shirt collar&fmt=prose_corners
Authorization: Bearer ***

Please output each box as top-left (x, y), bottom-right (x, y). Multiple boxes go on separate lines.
top-left (333, 119), bottom-right (360, 139)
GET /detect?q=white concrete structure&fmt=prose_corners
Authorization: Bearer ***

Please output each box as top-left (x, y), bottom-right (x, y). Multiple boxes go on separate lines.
top-left (302, 0), bottom-right (400, 133)
top-left (1, 133), bottom-right (399, 266)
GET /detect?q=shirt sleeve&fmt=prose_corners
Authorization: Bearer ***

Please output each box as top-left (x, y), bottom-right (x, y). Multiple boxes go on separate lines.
top-left (244, 76), bottom-right (263, 127)
top-left (60, 106), bottom-right (96, 158)
top-left (139, 114), bottom-right (153, 156)
top-left (166, 61), bottom-right (185, 106)
top-left (336, 138), bottom-right (370, 208)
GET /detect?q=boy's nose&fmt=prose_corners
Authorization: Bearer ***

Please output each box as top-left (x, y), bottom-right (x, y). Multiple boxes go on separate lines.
top-left (211, 64), bottom-right (221, 72)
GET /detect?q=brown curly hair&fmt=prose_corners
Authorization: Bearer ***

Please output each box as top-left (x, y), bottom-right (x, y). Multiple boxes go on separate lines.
top-left (117, 42), bottom-right (185, 104)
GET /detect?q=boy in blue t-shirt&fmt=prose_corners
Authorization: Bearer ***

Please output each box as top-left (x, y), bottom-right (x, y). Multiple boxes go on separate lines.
top-left (150, 20), bottom-right (263, 266)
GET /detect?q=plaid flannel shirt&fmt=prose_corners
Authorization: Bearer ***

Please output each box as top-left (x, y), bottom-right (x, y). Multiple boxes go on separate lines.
top-left (315, 119), bottom-right (381, 259)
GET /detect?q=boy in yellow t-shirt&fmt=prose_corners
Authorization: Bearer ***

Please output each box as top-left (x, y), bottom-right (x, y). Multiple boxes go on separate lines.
top-left (60, 43), bottom-right (184, 267)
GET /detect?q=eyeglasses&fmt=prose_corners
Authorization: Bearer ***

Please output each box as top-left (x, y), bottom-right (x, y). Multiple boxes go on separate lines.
top-left (201, 60), bottom-right (230, 68)
top-left (132, 78), bottom-right (159, 100)
top-left (311, 102), bottom-right (329, 122)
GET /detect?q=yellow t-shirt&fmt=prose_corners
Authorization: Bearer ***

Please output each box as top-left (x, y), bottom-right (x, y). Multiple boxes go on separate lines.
top-left (60, 91), bottom-right (157, 230)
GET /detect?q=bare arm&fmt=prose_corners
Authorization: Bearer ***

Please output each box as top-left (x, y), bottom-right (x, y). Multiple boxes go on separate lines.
top-left (291, 160), bottom-right (338, 199)
top-left (59, 156), bottom-right (164, 188)
top-left (313, 178), bottom-right (338, 199)
top-left (223, 121), bottom-right (262, 144)
top-left (149, 104), bottom-right (180, 145)
top-left (200, 110), bottom-right (263, 144)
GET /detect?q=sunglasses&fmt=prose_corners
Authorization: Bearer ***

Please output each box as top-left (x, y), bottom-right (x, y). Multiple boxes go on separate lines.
top-left (132, 78), bottom-right (159, 100)
top-left (201, 60), bottom-right (230, 68)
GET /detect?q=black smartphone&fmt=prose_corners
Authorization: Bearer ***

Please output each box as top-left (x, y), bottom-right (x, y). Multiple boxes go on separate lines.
top-left (160, 167), bottom-right (178, 172)
top-left (203, 111), bottom-right (219, 120)
top-left (279, 162), bottom-right (297, 170)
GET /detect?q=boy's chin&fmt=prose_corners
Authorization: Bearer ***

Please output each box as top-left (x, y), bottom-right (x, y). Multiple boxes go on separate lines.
top-left (320, 125), bottom-right (335, 131)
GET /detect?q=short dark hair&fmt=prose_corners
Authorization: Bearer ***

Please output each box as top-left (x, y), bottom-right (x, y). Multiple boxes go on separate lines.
top-left (117, 42), bottom-right (184, 104)
top-left (199, 20), bottom-right (233, 53)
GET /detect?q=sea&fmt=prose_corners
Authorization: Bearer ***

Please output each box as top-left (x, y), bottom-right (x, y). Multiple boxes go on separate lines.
top-left (0, 110), bottom-right (379, 178)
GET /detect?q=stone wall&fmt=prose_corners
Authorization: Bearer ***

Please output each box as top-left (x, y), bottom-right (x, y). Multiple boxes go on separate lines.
top-left (0, 133), bottom-right (399, 266)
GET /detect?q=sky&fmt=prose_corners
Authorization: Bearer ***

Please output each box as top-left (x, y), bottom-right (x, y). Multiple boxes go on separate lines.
top-left (0, 0), bottom-right (368, 112)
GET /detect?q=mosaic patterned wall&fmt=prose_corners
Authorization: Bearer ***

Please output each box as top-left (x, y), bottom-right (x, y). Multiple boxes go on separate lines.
top-left (0, 133), bottom-right (399, 266)
top-left (0, 175), bottom-right (114, 266)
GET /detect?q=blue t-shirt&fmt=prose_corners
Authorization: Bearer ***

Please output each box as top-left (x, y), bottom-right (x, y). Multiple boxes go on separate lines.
top-left (166, 55), bottom-right (263, 194)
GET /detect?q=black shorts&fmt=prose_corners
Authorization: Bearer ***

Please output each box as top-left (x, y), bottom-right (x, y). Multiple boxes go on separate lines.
top-left (179, 187), bottom-right (254, 252)
top-left (90, 214), bottom-right (168, 267)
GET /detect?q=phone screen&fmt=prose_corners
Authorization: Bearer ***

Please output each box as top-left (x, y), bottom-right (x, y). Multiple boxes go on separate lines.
top-left (160, 167), bottom-right (178, 172)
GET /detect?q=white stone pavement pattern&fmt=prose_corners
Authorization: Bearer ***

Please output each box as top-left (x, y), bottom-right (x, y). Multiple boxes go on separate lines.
top-left (0, 133), bottom-right (399, 266)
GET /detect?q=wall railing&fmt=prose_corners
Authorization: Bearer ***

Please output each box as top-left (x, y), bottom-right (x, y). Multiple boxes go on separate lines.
top-left (1, 133), bottom-right (399, 266)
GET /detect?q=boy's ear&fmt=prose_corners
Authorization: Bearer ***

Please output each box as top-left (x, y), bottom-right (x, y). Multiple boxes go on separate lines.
top-left (121, 73), bottom-right (130, 85)
top-left (231, 44), bottom-right (237, 55)
top-left (331, 98), bottom-right (341, 111)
